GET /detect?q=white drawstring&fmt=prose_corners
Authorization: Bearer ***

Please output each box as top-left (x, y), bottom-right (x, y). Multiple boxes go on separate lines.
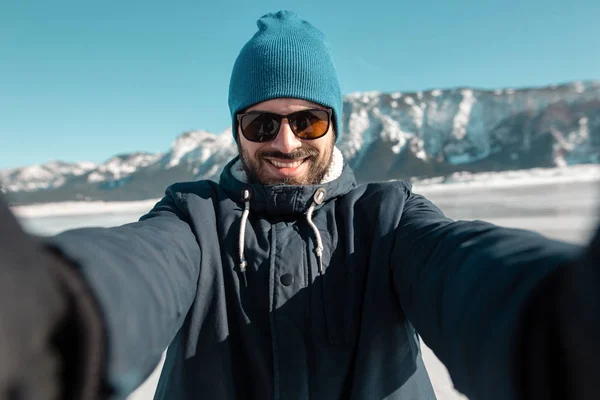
top-left (306, 187), bottom-right (334, 343)
top-left (238, 189), bottom-right (251, 287)
top-left (306, 204), bottom-right (324, 274)
top-left (306, 188), bottom-right (327, 275)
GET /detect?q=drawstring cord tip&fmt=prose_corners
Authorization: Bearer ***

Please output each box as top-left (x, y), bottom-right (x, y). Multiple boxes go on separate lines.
top-left (240, 260), bottom-right (248, 287)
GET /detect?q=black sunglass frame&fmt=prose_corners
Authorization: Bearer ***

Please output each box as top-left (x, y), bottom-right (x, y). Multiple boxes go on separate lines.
top-left (236, 108), bottom-right (333, 143)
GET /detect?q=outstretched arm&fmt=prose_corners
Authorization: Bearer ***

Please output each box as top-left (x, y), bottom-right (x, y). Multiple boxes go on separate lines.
top-left (44, 186), bottom-right (202, 396)
top-left (391, 185), bottom-right (582, 399)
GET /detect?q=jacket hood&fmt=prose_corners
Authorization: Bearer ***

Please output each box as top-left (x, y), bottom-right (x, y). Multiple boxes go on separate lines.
top-left (219, 147), bottom-right (356, 216)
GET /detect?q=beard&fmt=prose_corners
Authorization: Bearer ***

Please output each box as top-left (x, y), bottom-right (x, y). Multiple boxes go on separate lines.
top-left (238, 136), bottom-right (334, 186)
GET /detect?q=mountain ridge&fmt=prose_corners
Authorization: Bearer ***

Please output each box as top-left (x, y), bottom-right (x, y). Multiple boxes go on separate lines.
top-left (2, 80), bottom-right (599, 205)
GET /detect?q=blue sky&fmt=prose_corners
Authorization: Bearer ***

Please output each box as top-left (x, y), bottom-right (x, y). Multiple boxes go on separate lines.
top-left (2, 0), bottom-right (599, 169)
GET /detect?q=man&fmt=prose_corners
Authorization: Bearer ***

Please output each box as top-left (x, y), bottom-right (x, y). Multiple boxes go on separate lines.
top-left (1, 10), bottom-right (600, 400)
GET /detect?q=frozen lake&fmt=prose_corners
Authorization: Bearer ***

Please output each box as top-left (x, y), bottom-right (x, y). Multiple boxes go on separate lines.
top-left (15, 179), bottom-right (600, 399)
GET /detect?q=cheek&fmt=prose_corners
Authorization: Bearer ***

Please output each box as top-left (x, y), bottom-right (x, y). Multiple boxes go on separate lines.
top-left (242, 142), bottom-right (265, 161)
top-left (313, 136), bottom-right (334, 156)
top-left (238, 134), bottom-right (258, 157)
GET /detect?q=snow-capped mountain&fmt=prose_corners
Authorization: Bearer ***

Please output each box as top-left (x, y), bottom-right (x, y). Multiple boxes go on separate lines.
top-left (157, 129), bottom-right (238, 179)
top-left (87, 152), bottom-right (163, 185)
top-left (3, 81), bottom-right (600, 204)
top-left (0, 160), bottom-right (97, 192)
top-left (340, 81), bottom-right (600, 182)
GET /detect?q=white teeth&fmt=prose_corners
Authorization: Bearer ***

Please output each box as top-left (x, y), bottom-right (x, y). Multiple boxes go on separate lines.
top-left (269, 159), bottom-right (304, 168)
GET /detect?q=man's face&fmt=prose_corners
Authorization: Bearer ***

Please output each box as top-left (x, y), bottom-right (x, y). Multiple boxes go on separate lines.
top-left (237, 98), bottom-right (335, 185)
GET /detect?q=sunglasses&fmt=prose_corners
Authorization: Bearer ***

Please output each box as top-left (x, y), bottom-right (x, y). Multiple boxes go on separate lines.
top-left (237, 108), bottom-right (332, 143)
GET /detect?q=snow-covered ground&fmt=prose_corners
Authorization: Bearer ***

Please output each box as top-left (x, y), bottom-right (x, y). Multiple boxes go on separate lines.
top-left (12, 199), bottom-right (160, 219)
top-left (12, 169), bottom-right (600, 400)
top-left (11, 164), bottom-right (600, 220)
top-left (411, 164), bottom-right (600, 193)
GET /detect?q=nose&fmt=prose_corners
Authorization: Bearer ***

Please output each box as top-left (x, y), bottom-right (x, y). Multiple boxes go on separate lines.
top-left (270, 118), bottom-right (302, 154)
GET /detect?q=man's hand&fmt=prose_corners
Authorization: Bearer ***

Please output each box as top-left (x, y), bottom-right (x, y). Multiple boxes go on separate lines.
top-left (0, 194), bottom-right (106, 400)
top-left (518, 219), bottom-right (600, 400)
top-left (557, 223), bottom-right (600, 400)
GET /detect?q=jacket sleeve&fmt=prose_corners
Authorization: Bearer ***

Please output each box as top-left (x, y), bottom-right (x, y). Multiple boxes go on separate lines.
top-left (391, 183), bottom-right (582, 400)
top-left (45, 185), bottom-right (201, 397)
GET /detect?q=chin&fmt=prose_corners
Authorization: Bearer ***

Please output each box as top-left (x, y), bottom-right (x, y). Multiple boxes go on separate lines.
top-left (258, 175), bottom-right (307, 186)
top-left (281, 176), bottom-right (309, 185)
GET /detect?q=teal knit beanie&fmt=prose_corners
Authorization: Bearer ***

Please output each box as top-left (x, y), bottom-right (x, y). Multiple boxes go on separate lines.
top-left (228, 10), bottom-right (343, 141)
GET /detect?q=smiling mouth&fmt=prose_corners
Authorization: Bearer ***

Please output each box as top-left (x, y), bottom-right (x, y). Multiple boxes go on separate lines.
top-left (265, 158), bottom-right (308, 169)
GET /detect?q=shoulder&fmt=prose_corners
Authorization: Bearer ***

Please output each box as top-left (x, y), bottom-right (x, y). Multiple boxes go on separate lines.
top-left (349, 180), bottom-right (413, 202)
top-left (160, 180), bottom-right (225, 213)
top-left (165, 180), bottom-right (221, 199)
top-left (348, 180), bottom-right (447, 222)
top-left (340, 181), bottom-right (414, 226)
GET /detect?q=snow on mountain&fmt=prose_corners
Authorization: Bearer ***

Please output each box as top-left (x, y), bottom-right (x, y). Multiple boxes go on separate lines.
top-left (165, 130), bottom-right (214, 168)
top-left (452, 89), bottom-right (476, 140)
top-left (0, 160), bottom-right (97, 192)
top-left (3, 80), bottom-right (600, 204)
top-left (341, 80), bottom-right (600, 182)
top-left (87, 153), bottom-right (163, 183)
top-left (159, 128), bottom-right (237, 179)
